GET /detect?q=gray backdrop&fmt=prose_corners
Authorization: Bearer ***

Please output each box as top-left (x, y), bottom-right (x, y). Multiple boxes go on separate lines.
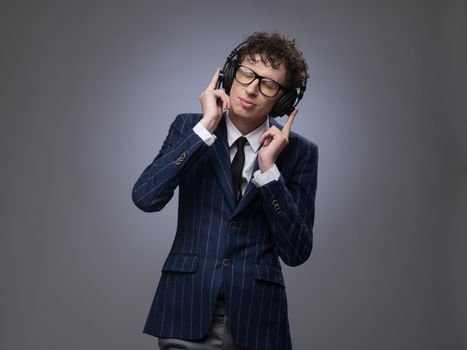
top-left (1, 0), bottom-right (466, 349)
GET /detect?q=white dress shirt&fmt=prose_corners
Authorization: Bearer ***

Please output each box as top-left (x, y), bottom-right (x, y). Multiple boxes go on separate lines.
top-left (193, 113), bottom-right (280, 195)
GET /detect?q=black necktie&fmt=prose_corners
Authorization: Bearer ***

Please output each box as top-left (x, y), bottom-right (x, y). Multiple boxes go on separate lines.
top-left (231, 136), bottom-right (247, 203)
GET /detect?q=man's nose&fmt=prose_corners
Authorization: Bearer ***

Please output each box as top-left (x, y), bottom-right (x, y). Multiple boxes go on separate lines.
top-left (246, 78), bottom-right (260, 95)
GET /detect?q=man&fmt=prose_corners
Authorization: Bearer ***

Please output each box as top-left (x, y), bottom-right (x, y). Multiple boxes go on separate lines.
top-left (132, 32), bottom-right (318, 350)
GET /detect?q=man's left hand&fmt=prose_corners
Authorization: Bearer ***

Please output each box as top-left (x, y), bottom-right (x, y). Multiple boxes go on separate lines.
top-left (258, 108), bottom-right (298, 173)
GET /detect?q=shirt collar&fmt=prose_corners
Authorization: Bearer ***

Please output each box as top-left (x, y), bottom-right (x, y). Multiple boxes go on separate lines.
top-left (225, 113), bottom-right (269, 153)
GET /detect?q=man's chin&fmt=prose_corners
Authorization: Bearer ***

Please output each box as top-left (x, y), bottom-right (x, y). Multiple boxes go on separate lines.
top-left (230, 106), bottom-right (257, 120)
top-left (229, 109), bottom-right (268, 127)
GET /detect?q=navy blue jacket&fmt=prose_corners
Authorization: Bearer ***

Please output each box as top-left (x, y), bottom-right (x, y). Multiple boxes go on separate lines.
top-left (131, 113), bottom-right (318, 350)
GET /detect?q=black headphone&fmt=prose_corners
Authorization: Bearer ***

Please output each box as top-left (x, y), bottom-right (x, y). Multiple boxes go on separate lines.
top-left (216, 41), bottom-right (307, 118)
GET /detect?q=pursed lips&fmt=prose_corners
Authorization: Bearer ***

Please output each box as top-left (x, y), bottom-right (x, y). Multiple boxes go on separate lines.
top-left (239, 97), bottom-right (255, 106)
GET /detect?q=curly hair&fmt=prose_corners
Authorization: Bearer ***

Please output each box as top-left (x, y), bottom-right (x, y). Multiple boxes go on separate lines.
top-left (236, 31), bottom-right (309, 89)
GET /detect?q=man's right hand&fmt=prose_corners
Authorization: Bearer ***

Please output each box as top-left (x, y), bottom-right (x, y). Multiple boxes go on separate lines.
top-left (198, 68), bottom-right (231, 133)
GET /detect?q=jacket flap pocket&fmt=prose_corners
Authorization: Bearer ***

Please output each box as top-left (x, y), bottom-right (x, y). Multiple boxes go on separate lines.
top-left (253, 264), bottom-right (285, 287)
top-left (162, 253), bottom-right (199, 273)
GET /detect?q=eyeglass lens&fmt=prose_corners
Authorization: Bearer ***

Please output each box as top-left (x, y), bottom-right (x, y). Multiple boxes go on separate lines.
top-left (235, 66), bottom-right (280, 97)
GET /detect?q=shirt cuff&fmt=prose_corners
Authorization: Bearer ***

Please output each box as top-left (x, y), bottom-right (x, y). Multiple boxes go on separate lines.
top-left (251, 164), bottom-right (281, 187)
top-left (193, 121), bottom-right (217, 146)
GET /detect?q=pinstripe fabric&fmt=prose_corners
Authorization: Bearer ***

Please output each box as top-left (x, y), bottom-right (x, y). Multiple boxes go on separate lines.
top-left (131, 113), bottom-right (318, 350)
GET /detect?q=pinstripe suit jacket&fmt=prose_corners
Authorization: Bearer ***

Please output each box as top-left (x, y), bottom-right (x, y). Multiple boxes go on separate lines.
top-left (131, 113), bottom-right (318, 350)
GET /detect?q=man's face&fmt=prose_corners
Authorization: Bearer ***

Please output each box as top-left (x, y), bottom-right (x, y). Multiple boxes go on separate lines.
top-left (228, 54), bottom-right (287, 128)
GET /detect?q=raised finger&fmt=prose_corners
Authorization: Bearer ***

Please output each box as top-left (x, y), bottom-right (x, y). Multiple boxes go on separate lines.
top-left (207, 68), bottom-right (221, 90)
top-left (282, 108), bottom-right (298, 137)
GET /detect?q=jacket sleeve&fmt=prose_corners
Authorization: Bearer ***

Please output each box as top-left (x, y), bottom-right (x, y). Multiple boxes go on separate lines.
top-left (131, 114), bottom-right (209, 212)
top-left (257, 138), bottom-right (318, 266)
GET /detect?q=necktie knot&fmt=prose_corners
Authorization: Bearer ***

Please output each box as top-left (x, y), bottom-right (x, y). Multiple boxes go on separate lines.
top-left (236, 136), bottom-right (247, 149)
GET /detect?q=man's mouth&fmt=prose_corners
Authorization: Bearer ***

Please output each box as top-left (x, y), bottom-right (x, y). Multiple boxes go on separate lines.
top-left (239, 97), bottom-right (255, 108)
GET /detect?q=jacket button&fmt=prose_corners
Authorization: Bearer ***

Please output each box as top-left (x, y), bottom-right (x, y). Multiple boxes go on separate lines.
top-left (175, 151), bottom-right (188, 165)
top-left (229, 221), bottom-right (236, 229)
top-left (223, 258), bottom-right (231, 267)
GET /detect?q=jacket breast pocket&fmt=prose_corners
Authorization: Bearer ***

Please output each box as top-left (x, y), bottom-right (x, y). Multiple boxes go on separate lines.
top-left (253, 264), bottom-right (285, 288)
top-left (161, 253), bottom-right (199, 273)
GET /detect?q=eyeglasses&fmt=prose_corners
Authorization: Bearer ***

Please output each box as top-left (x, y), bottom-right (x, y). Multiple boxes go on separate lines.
top-left (234, 64), bottom-right (288, 98)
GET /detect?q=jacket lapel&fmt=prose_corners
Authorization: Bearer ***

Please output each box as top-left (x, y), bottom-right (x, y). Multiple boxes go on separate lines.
top-left (207, 117), bottom-right (236, 211)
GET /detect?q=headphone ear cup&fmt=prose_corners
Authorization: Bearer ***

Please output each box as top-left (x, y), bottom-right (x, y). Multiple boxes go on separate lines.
top-left (222, 58), bottom-right (237, 94)
top-left (269, 91), bottom-right (298, 118)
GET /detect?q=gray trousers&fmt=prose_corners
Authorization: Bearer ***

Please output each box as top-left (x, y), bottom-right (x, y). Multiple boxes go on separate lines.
top-left (158, 284), bottom-right (248, 350)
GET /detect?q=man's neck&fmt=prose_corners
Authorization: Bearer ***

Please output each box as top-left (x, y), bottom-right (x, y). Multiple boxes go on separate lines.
top-left (227, 112), bottom-right (268, 135)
